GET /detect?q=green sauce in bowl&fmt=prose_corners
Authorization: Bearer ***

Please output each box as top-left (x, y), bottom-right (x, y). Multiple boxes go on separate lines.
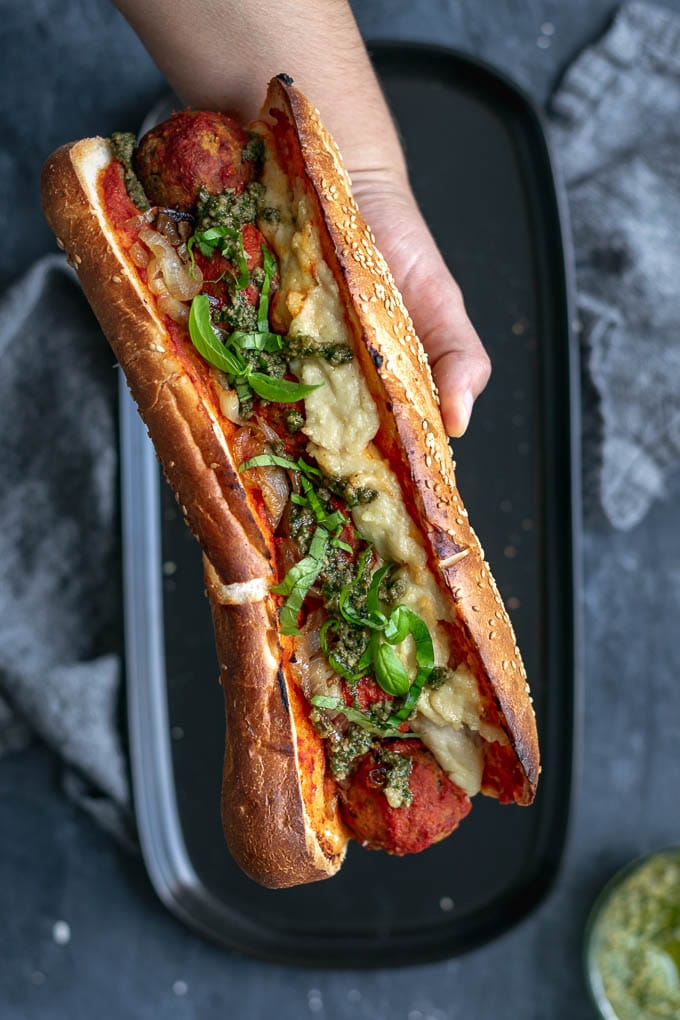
top-left (586, 849), bottom-right (680, 1020)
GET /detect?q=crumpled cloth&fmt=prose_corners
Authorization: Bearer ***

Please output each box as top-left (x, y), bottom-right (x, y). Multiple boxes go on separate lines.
top-left (0, 256), bottom-right (132, 841)
top-left (551, 1), bottom-right (680, 529)
top-left (1, 1), bottom-right (679, 833)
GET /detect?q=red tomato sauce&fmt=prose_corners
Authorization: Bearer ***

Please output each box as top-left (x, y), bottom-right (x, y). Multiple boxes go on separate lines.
top-left (100, 161), bottom-right (143, 246)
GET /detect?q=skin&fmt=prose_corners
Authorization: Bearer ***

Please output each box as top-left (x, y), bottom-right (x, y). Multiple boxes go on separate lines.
top-left (113, 0), bottom-right (491, 436)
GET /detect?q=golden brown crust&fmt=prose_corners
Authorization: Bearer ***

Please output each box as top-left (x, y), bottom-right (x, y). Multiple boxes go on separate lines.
top-left (41, 139), bottom-right (272, 590)
top-left (205, 558), bottom-right (347, 888)
top-left (266, 76), bottom-right (539, 797)
top-left (40, 77), bottom-right (539, 890)
top-left (41, 137), bottom-right (347, 884)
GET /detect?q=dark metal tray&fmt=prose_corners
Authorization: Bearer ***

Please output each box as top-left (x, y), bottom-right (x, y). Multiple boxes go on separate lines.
top-left (121, 43), bottom-right (580, 967)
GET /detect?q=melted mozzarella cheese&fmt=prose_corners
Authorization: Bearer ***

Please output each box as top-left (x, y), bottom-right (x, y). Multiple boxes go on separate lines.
top-left (411, 665), bottom-right (508, 796)
top-left (258, 138), bottom-right (496, 796)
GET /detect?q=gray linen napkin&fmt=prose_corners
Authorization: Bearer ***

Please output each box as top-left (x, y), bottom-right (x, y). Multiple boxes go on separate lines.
top-left (551, 1), bottom-right (680, 530)
top-left (0, 256), bottom-right (131, 840)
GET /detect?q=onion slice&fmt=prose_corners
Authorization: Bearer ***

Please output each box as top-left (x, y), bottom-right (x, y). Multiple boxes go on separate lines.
top-left (139, 226), bottom-right (203, 301)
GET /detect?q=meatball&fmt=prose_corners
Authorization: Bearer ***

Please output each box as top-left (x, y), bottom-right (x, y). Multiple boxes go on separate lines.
top-left (339, 739), bottom-right (472, 855)
top-left (134, 110), bottom-right (254, 211)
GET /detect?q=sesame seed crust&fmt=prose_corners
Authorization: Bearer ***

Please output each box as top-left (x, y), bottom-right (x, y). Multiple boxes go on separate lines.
top-left (40, 77), bottom-right (539, 894)
top-left (269, 78), bottom-right (539, 799)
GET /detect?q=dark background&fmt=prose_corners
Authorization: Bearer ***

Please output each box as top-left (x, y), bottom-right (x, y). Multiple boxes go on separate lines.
top-left (2, 1), bottom-right (680, 1017)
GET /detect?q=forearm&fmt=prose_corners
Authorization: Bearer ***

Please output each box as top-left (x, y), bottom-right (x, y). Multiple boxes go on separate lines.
top-left (113, 0), bottom-right (406, 182)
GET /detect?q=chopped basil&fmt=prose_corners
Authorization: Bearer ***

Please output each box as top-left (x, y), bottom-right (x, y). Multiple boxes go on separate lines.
top-left (310, 696), bottom-right (413, 739)
top-left (188, 224), bottom-right (249, 291)
top-left (257, 244), bottom-right (276, 333)
top-left (271, 527), bottom-right (329, 635)
top-left (239, 453), bottom-right (322, 479)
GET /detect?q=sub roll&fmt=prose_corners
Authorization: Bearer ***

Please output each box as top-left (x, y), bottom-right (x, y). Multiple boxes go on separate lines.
top-left (41, 75), bottom-right (540, 888)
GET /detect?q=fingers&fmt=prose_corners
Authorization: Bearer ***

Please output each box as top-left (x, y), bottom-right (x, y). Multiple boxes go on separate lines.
top-left (355, 183), bottom-right (491, 437)
top-left (422, 299), bottom-right (492, 438)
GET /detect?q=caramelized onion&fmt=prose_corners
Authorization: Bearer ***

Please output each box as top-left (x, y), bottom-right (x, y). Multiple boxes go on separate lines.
top-left (139, 226), bottom-right (203, 301)
top-left (129, 241), bottom-right (150, 268)
top-left (233, 425), bottom-right (289, 530)
top-left (124, 208), bottom-right (156, 231)
top-left (157, 294), bottom-right (189, 325)
top-left (218, 386), bottom-right (241, 425)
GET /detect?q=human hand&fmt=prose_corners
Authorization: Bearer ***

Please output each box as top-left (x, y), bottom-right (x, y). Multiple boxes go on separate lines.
top-left (351, 171), bottom-right (491, 438)
top-left (113, 0), bottom-right (491, 436)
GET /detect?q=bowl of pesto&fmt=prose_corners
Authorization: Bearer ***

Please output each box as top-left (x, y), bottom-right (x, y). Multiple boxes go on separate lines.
top-left (585, 848), bottom-right (680, 1020)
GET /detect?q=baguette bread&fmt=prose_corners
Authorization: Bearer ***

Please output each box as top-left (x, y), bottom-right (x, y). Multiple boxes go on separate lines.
top-left (41, 75), bottom-right (540, 887)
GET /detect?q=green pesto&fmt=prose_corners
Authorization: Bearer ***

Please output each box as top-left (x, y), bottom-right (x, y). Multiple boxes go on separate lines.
top-left (323, 474), bottom-right (378, 509)
top-left (318, 547), bottom-right (355, 607)
top-left (285, 409), bottom-right (305, 433)
top-left (195, 182), bottom-right (266, 234)
top-left (241, 346), bottom-right (287, 379)
top-left (380, 748), bottom-right (413, 808)
top-left (427, 665), bottom-right (457, 689)
top-left (289, 502), bottom-right (316, 551)
top-left (588, 851), bottom-right (680, 1020)
top-left (110, 131), bottom-right (150, 211)
top-left (215, 290), bottom-right (259, 333)
top-left (379, 567), bottom-right (407, 606)
top-left (283, 333), bottom-right (354, 367)
top-left (326, 618), bottom-right (370, 676)
top-left (242, 133), bottom-right (265, 167)
top-left (260, 206), bottom-right (282, 224)
top-left (325, 724), bottom-right (375, 781)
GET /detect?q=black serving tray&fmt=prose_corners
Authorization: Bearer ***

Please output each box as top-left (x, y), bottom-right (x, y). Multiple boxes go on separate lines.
top-left (121, 43), bottom-right (580, 967)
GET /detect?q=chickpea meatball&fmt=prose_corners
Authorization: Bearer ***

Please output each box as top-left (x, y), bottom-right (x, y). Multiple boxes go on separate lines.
top-left (339, 739), bottom-right (472, 855)
top-left (134, 109), bottom-right (255, 211)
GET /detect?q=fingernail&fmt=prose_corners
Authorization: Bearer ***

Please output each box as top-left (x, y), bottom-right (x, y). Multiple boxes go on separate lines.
top-left (454, 389), bottom-right (474, 436)
top-left (461, 389), bottom-right (474, 423)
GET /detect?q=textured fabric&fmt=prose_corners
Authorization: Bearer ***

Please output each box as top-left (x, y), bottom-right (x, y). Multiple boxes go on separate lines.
top-left (0, 256), bottom-right (131, 839)
top-left (551, 1), bottom-right (680, 529)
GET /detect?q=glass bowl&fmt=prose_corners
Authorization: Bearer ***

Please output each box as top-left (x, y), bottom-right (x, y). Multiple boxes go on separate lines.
top-left (584, 847), bottom-right (680, 1020)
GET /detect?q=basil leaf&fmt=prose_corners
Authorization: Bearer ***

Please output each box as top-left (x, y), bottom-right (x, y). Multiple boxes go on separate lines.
top-left (202, 226), bottom-right (237, 244)
top-left (296, 458), bottom-right (322, 477)
top-left (230, 331), bottom-right (283, 352)
top-left (332, 538), bottom-right (353, 553)
top-left (258, 243), bottom-right (276, 332)
top-left (239, 453), bottom-right (300, 474)
top-left (270, 526), bottom-right (328, 635)
top-left (248, 372), bottom-right (321, 403)
top-left (374, 643), bottom-right (411, 697)
top-left (308, 527), bottom-right (328, 560)
top-left (239, 454), bottom-right (324, 480)
top-left (383, 605), bottom-right (412, 646)
top-left (310, 696), bottom-right (413, 739)
top-left (322, 510), bottom-right (347, 533)
top-left (188, 295), bottom-right (244, 375)
top-left (234, 375), bottom-right (253, 408)
top-left (384, 608), bottom-right (435, 722)
top-left (338, 575), bottom-right (386, 631)
top-left (366, 563), bottom-right (393, 617)
top-left (386, 607), bottom-right (435, 674)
